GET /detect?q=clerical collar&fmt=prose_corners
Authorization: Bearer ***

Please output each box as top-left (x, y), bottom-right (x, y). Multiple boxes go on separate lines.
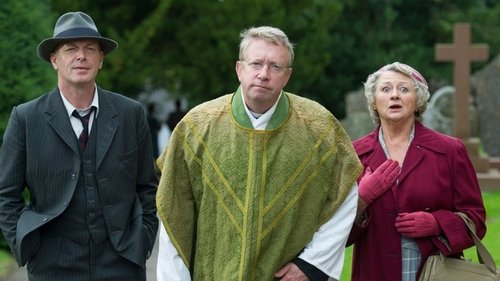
top-left (241, 90), bottom-right (282, 130)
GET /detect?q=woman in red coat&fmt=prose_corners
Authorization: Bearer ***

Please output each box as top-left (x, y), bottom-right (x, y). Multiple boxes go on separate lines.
top-left (347, 62), bottom-right (486, 281)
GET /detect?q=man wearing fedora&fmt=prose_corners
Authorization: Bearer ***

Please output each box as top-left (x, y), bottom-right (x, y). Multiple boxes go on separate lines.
top-left (0, 11), bottom-right (158, 281)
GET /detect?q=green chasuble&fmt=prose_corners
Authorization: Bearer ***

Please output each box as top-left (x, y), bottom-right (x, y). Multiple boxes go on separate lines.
top-left (157, 88), bottom-right (362, 280)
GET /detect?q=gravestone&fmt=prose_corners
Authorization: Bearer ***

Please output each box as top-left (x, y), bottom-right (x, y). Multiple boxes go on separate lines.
top-left (422, 86), bottom-right (454, 136)
top-left (474, 55), bottom-right (500, 157)
top-left (340, 89), bottom-right (374, 140)
top-left (435, 23), bottom-right (500, 190)
top-left (422, 86), bottom-right (478, 137)
top-left (435, 23), bottom-right (489, 139)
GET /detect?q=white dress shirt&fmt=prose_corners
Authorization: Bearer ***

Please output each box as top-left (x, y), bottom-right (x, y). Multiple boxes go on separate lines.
top-left (59, 87), bottom-right (99, 137)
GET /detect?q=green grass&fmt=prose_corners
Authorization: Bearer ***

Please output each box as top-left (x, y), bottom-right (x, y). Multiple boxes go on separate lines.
top-left (340, 191), bottom-right (500, 281)
top-left (0, 249), bottom-right (13, 278)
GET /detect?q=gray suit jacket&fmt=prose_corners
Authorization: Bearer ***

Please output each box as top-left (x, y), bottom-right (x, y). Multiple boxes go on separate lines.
top-left (0, 87), bottom-right (159, 267)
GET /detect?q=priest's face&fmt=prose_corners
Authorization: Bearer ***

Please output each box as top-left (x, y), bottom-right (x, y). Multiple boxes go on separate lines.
top-left (236, 38), bottom-right (292, 114)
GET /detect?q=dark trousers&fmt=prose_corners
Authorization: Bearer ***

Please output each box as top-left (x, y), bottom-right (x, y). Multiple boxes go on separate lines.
top-left (27, 230), bottom-right (146, 281)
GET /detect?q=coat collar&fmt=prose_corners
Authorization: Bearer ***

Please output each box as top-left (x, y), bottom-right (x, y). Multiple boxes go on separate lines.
top-left (354, 122), bottom-right (447, 183)
top-left (44, 86), bottom-right (118, 169)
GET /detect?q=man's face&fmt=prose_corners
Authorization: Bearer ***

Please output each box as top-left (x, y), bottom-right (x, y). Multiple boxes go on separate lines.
top-left (235, 38), bottom-right (292, 114)
top-left (50, 39), bottom-right (104, 87)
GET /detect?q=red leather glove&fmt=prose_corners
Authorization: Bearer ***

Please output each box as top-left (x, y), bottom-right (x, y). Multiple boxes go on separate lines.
top-left (358, 159), bottom-right (400, 205)
top-left (395, 212), bottom-right (441, 238)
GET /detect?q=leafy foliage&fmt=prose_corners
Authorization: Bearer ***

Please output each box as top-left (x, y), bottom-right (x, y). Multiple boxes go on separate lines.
top-left (0, 0), bottom-right (56, 143)
top-left (2, 0), bottom-right (500, 134)
top-left (47, 0), bottom-right (350, 108)
top-left (43, 0), bottom-right (500, 119)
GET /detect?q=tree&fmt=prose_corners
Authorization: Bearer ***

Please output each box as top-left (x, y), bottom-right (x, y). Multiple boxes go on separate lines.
top-left (0, 0), bottom-right (56, 144)
top-left (50, 0), bottom-right (348, 110)
top-left (0, 0), bottom-right (56, 248)
top-left (50, 0), bottom-right (174, 96)
top-left (46, 0), bottom-right (499, 118)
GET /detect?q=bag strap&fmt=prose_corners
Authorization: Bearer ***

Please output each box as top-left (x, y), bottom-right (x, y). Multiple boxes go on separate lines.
top-left (455, 212), bottom-right (497, 274)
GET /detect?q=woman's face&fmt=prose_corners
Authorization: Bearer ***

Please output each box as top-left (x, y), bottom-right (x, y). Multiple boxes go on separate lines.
top-left (374, 70), bottom-right (417, 124)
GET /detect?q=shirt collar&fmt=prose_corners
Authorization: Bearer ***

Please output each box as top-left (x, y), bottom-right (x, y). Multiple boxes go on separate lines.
top-left (378, 123), bottom-right (415, 158)
top-left (60, 86), bottom-right (100, 118)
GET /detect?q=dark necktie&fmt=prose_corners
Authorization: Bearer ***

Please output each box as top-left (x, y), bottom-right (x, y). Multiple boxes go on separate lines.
top-left (72, 107), bottom-right (94, 151)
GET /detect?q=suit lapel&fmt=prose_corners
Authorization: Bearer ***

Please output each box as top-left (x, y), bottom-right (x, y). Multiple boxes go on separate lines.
top-left (45, 89), bottom-right (80, 156)
top-left (95, 89), bottom-right (118, 170)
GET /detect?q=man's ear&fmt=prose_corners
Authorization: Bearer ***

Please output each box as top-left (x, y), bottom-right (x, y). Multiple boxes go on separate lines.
top-left (50, 53), bottom-right (58, 70)
top-left (235, 61), bottom-right (243, 82)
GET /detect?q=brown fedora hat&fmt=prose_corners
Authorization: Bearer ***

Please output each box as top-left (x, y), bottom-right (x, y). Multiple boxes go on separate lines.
top-left (37, 11), bottom-right (118, 62)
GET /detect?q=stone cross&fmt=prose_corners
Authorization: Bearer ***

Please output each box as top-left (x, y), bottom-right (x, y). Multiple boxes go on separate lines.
top-left (435, 23), bottom-right (489, 139)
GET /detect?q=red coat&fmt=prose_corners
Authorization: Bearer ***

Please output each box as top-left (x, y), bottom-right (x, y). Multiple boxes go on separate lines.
top-left (347, 122), bottom-right (486, 281)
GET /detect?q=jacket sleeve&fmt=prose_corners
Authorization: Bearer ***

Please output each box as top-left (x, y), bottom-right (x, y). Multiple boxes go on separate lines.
top-left (298, 184), bottom-right (358, 280)
top-left (0, 106), bottom-right (29, 263)
top-left (432, 138), bottom-right (486, 255)
top-left (157, 222), bottom-right (191, 281)
top-left (136, 105), bottom-right (160, 256)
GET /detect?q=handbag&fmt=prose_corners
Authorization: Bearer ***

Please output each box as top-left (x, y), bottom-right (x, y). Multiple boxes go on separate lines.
top-left (419, 212), bottom-right (499, 281)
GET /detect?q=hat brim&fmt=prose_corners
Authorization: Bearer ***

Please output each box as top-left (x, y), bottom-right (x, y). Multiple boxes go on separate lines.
top-left (37, 36), bottom-right (118, 63)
